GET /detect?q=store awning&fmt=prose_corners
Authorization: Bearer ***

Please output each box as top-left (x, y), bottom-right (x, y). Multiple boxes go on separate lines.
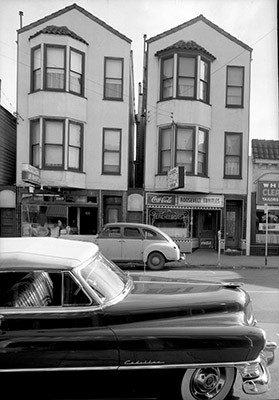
top-left (46, 205), bottom-right (67, 218)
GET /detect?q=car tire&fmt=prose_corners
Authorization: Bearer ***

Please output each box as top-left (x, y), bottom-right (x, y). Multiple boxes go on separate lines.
top-left (147, 251), bottom-right (165, 270)
top-left (181, 367), bottom-right (236, 400)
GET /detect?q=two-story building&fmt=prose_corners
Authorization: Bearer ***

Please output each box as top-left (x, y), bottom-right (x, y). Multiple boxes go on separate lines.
top-left (0, 104), bottom-right (17, 237)
top-left (16, 3), bottom-right (136, 238)
top-left (139, 15), bottom-right (252, 251)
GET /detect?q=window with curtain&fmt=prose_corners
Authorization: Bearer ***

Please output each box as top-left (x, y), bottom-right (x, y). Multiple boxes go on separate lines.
top-left (224, 132), bottom-right (242, 177)
top-left (177, 56), bottom-right (196, 98)
top-left (104, 58), bottom-right (123, 100)
top-left (69, 48), bottom-right (84, 95)
top-left (158, 127), bottom-right (171, 173)
top-left (102, 129), bottom-right (121, 174)
top-left (43, 120), bottom-right (64, 168)
top-left (175, 127), bottom-right (194, 173)
top-left (158, 125), bottom-right (208, 176)
top-left (161, 57), bottom-right (174, 100)
top-left (226, 66), bottom-right (244, 107)
top-left (198, 128), bottom-right (208, 176)
top-left (68, 122), bottom-right (83, 171)
top-left (31, 46), bottom-right (41, 92)
top-left (30, 119), bottom-right (40, 167)
top-left (45, 45), bottom-right (66, 90)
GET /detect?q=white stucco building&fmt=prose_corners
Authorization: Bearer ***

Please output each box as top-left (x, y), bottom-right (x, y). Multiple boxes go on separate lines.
top-left (16, 4), bottom-right (135, 237)
top-left (140, 15), bottom-right (252, 251)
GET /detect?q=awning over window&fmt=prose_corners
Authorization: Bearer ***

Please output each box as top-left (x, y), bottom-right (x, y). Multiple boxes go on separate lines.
top-left (46, 205), bottom-right (67, 218)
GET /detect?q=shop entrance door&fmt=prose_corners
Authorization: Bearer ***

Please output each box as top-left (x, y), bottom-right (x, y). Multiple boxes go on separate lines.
top-left (225, 207), bottom-right (240, 248)
top-left (80, 208), bottom-right (98, 235)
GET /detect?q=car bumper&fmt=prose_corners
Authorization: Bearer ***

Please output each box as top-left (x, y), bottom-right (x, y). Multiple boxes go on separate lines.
top-left (239, 340), bottom-right (277, 395)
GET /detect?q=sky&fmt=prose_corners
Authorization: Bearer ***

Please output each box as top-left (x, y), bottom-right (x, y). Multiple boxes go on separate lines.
top-left (0, 0), bottom-right (278, 141)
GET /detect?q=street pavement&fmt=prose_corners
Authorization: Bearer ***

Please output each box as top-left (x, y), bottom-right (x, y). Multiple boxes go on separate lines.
top-left (169, 248), bottom-right (279, 269)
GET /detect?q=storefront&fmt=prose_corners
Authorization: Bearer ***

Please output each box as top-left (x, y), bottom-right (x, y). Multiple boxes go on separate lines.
top-left (145, 193), bottom-right (224, 251)
top-left (251, 180), bottom-right (279, 254)
top-left (19, 187), bottom-right (126, 239)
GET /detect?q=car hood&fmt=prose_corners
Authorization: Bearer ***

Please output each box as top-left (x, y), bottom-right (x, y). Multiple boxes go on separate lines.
top-left (104, 273), bottom-right (253, 327)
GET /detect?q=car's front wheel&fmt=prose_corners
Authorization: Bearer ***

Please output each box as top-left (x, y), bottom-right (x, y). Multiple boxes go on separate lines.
top-left (147, 251), bottom-right (165, 270)
top-left (181, 367), bottom-right (236, 400)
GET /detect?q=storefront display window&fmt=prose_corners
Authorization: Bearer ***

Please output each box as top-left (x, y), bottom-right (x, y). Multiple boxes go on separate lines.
top-left (21, 204), bottom-right (67, 237)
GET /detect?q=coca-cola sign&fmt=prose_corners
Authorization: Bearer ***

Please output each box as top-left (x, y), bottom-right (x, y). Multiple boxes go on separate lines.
top-left (146, 194), bottom-right (175, 205)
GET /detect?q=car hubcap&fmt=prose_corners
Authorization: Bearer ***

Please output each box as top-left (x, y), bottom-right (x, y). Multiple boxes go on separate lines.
top-left (190, 367), bottom-right (225, 399)
top-left (152, 256), bottom-right (160, 265)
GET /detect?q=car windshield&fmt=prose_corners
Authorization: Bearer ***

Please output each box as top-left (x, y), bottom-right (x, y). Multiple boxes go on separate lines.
top-left (77, 252), bottom-right (131, 302)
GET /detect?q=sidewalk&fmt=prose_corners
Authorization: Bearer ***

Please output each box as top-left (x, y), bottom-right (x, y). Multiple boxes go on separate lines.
top-left (176, 248), bottom-right (279, 269)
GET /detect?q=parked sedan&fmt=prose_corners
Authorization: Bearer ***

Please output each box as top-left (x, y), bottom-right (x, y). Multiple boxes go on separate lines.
top-left (94, 222), bottom-right (183, 270)
top-left (0, 237), bottom-right (276, 400)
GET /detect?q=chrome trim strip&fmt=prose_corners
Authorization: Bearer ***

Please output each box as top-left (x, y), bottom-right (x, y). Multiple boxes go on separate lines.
top-left (0, 357), bottom-right (261, 373)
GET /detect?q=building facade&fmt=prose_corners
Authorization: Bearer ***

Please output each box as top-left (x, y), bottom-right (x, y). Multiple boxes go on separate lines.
top-left (16, 4), bottom-right (136, 238)
top-left (248, 139), bottom-right (279, 255)
top-left (0, 105), bottom-right (17, 237)
top-left (139, 15), bottom-right (252, 251)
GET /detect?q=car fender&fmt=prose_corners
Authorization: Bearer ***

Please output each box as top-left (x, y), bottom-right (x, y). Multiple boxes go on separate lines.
top-left (143, 242), bottom-right (179, 263)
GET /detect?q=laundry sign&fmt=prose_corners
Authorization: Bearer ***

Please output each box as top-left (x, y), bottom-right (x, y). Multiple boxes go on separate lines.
top-left (257, 181), bottom-right (279, 205)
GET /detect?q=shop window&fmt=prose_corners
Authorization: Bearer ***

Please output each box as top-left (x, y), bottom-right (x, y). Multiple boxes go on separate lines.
top-left (102, 128), bottom-right (121, 174)
top-left (224, 132), bottom-right (242, 178)
top-left (104, 57), bottom-right (123, 100)
top-left (226, 66), bottom-right (244, 108)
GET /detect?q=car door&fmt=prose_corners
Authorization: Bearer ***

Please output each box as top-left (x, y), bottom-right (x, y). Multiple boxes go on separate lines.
top-left (0, 270), bottom-right (118, 371)
top-left (121, 226), bottom-right (144, 261)
top-left (96, 226), bottom-right (122, 261)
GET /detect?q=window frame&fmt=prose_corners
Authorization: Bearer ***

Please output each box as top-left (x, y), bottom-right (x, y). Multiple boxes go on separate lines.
top-left (42, 118), bottom-right (65, 170)
top-left (30, 118), bottom-right (40, 168)
top-left (174, 125), bottom-right (195, 174)
top-left (44, 44), bottom-right (66, 92)
top-left (197, 127), bottom-right (208, 176)
top-left (67, 121), bottom-right (83, 172)
top-left (160, 56), bottom-right (174, 100)
top-left (102, 128), bottom-right (122, 175)
top-left (69, 47), bottom-right (85, 96)
top-left (158, 126), bottom-right (172, 174)
top-left (30, 45), bottom-right (41, 93)
top-left (226, 66), bottom-right (244, 108)
top-left (176, 55), bottom-right (197, 100)
top-left (103, 57), bottom-right (124, 101)
top-left (224, 131), bottom-right (243, 179)
top-left (199, 57), bottom-right (210, 104)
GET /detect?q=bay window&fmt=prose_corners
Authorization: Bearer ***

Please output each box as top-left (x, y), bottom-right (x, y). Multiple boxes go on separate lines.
top-left (30, 119), bottom-right (40, 167)
top-left (44, 45), bottom-right (66, 90)
top-left (102, 128), bottom-right (121, 174)
top-left (224, 132), bottom-right (242, 178)
top-left (31, 46), bottom-right (41, 92)
top-left (68, 122), bottom-right (83, 171)
top-left (177, 56), bottom-right (196, 98)
top-left (161, 58), bottom-right (174, 100)
top-left (69, 48), bottom-right (84, 95)
top-left (158, 125), bottom-right (208, 176)
top-left (43, 120), bottom-right (64, 168)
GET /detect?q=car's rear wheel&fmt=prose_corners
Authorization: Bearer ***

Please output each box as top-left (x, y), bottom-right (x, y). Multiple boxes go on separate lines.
top-left (147, 251), bottom-right (165, 270)
top-left (181, 367), bottom-right (236, 400)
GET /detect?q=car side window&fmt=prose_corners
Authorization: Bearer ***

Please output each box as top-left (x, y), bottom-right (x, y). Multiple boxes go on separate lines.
top-left (124, 227), bottom-right (142, 238)
top-left (0, 270), bottom-right (92, 308)
top-left (102, 227), bottom-right (121, 238)
top-left (143, 228), bottom-right (161, 240)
